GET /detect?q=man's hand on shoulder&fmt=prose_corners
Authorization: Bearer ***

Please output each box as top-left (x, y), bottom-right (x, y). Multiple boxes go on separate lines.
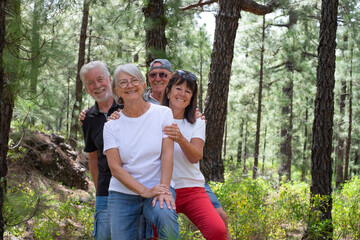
top-left (78, 108), bottom-right (89, 126)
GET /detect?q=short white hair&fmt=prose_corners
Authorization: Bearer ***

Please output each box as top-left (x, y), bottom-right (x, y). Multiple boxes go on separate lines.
top-left (79, 61), bottom-right (110, 85)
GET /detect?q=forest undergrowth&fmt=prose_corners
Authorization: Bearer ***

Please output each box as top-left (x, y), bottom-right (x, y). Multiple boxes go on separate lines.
top-left (4, 158), bottom-right (360, 240)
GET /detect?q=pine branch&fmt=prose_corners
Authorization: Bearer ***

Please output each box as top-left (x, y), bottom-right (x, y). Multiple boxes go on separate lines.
top-left (180, 0), bottom-right (217, 11)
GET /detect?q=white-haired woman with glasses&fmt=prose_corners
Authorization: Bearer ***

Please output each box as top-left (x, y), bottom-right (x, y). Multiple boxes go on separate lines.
top-left (103, 63), bottom-right (180, 240)
top-left (162, 70), bottom-right (227, 240)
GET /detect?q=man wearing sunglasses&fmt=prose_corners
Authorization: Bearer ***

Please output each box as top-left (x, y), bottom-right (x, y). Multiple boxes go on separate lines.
top-left (144, 59), bottom-right (231, 240)
top-left (144, 59), bottom-right (174, 104)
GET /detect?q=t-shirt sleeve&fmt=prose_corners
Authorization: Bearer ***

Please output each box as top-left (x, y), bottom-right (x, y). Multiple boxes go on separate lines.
top-left (191, 119), bottom-right (206, 141)
top-left (103, 121), bottom-right (118, 154)
top-left (162, 107), bottom-right (174, 139)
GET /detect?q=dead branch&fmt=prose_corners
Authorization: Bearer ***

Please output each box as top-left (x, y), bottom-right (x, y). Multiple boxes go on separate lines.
top-left (180, 0), bottom-right (217, 11)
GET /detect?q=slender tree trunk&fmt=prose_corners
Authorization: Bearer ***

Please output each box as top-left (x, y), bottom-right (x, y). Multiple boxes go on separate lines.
top-left (262, 125), bottom-right (267, 174)
top-left (30, 0), bottom-right (44, 97)
top-left (243, 120), bottom-right (248, 174)
top-left (223, 120), bottom-right (227, 160)
top-left (308, 0), bottom-right (338, 238)
top-left (279, 75), bottom-right (293, 183)
top-left (301, 99), bottom-right (309, 182)
top-left (278, 9), bottom-right (297, 183)
top-left (353, 150), bottom-right (359, 176)
top-left (142, 0), bottom-right (167, 67)
top-left (66, 70), bottom-right (70, 138)
top-left (87, 16), bottom-right (92, 63)
top-left (237, 120), bottom-right (244, 168)
top-left (253, 15), bottom-right (265, 179)
top-left (344, 48), bottom-right (353, 181)
top-left (198, 51), bottom-right (203, 113)
top-left (70, 0), bottom-right (90, 140)
top-left (0, 0), bottom-right (8, 237)
top-left (335, 79), bottom-right (346, 188)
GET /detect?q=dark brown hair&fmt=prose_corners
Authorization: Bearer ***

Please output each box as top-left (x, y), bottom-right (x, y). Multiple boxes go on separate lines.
top-left (162, 70), bottom-right (198, 124)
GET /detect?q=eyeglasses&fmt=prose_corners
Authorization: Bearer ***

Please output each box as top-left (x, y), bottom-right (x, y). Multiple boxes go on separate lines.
top-left (148, 72), bottom-right (168, 79)
top-left (176, 70), bottom-right (198, 81)
top-left (117, 78), bottom-right (141, 88)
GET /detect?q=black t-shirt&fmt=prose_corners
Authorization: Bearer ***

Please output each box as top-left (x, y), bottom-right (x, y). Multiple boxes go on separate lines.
top-left (82, 100), bottom-right (122, 196)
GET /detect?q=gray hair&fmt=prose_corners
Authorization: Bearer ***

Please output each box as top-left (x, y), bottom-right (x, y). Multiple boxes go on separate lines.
top-left (112, 63), bottom-right (145, 103)
top-left (112, 63), bottom-right (145, 89)
top-left (79, 61), bottom-right (111, 86)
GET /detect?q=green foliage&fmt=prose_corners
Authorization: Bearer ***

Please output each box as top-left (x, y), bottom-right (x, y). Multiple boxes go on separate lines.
top-left (4, 178), bottom-right (94, 239)
top-left (333, 177), bottom-right (360, 239)
top-left (175, 173), bottom-right (360, 239)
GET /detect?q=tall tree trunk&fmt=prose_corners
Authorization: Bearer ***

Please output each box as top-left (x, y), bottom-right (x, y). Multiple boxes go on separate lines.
top-left (308, 0), bottom-right (338, 238)
top-left (262, 125), bottom-right (267, 174)
top-left (301, 98), bottom-right (309, 182)
top-left (223, 120), bottom-right (227, 160)
top-left (0, 0), bottom-right (8, 237)
top-left (335, 79), bottom-right (346, 188)
top-left (253, 15), bottom-right (265, 179)
top-left (70, 0), bottom-right (90, 139)
top-left (344, 48), bottom-right (353, 181)
top-left (278, 9), bottom-right (297, 183)
top-left (142, 0), bottom-right (167, 67)
top-left (353, 150), bottom-right (359, 176)
top-left (30, 0), bottom-right (43, 97)
top-left (0, 0), bottom-right (19, 236)
top-left (87, 16), bottom-right (92, 64)
top-left (237, 120), bottom-right (244, 168)
top-left (201, 0), bottom-right (242, 182)
top-left (66, 70), bottom-right (70, 138)
top-left (243, 120), bottom-right (248, 174)
top-left (198, 51), bottom-right (204, 113)
top-left (279, 75), bottom-right (293, 183)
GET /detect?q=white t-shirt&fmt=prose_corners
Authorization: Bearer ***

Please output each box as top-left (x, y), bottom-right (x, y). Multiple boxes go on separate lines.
top-left (172, 118), bottom-right (206, 189)
top-left (103, 103), bottom-right (174, 195)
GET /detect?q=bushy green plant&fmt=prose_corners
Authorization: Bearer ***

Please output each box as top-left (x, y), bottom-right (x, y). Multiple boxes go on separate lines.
top-left (32, 194), bottom-right (94, 239)
top-left (333, 177), bottom-right (360, 239)
top-left (209, 174), bottom-right (273, 239)
top-left (209, 172), bottom-right (311, 240)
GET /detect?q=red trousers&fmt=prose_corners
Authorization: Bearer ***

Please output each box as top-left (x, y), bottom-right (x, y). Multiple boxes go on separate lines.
top-left (175, 187), bottom-right (227, 240)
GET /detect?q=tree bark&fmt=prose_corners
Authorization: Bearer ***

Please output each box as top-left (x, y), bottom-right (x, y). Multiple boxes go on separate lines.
top-left (29, 0), bottom-right (44, 97)
top-left (201, 0), bottom-right (242, 182)
top-left (243, 120), bottom-right (248, 174)
top-left (223, 120), bottom-right (227, 160)
top-left (142, 0), bottom-right (167, 67)
top-left (335, 80), bottom-right (346, 188)
top-left (262, 125), bottom-right (267, 174)
top-left (344, 48), bottom-right (353, 181)
top-left (237, 120), bottom-right (244, 168)
top-left (309, 0), bottom-right (338, 238)
top-left (301, 99), bottom-right (309, 182)
top-left (0, 0), bottom-right (8, 237)
top-left (70, 0), bottom-right (90, 139)
top-left (279, 76), bottom-right (293, 182)
top-left (253, 15), bottom-right (265, 179)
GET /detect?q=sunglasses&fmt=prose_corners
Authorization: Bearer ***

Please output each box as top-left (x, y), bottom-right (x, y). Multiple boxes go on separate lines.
top-left (176, 70), bottom-right (198, 81)
top-left (148, 72), bottom-right (168, 79)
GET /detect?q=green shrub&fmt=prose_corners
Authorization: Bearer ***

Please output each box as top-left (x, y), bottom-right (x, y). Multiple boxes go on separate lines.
top-left (333, 176), bottom-right (360, 239)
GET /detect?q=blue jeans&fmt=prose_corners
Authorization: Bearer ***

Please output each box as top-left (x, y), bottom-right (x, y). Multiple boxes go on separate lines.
top-left (205, 182), bottom-right (222, 208)
top-left (108, 189), bottom-right (180, 240)
top-left (93, 196), bottom-right (111, 240)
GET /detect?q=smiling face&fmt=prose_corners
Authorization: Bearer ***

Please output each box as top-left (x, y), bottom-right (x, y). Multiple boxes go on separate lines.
top-left (167, 82), bottom-right (193, 113)
top-left (84, 67), bottom-right (113, 103)
top-left (147, 62), bottom-right (172, 97)
top-left (114, 72), bottom-right (145, 102)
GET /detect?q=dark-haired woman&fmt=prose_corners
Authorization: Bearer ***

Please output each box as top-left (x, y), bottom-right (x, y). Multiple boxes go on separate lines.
top-left (162, 70), bottom-right (227, 240)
